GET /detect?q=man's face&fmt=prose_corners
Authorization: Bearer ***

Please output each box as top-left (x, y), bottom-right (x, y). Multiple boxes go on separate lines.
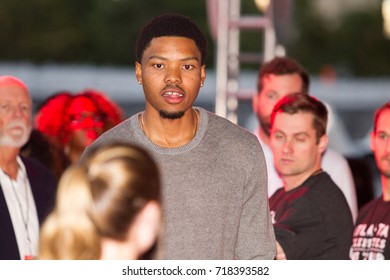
top-left (371, 108), bottom-right (390, 178)
top-left (252, 73), bottom-right (303, 137)
top-left (135, 36), bottom-right (206, 119)
top-left (0, 85), bottom-right (32, 148)
top-left (270, 111), bottom-right (327, 184)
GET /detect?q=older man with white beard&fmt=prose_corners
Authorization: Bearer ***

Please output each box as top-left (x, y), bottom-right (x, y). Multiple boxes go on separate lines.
top-left (0, 76), bottom-right (57, 260)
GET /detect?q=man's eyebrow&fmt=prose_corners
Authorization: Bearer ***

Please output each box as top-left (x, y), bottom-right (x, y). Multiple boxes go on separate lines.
top-left (147, 55), bottom-right (167, 61)
top-left (180, 57), bottom-right (200, 62)
top-left (376, 130), bottom-right (389, 135)
top-left (272, 129), bottom-right (285, 136)
top-left (293, 132), bottom-right (310, 138)
top-left (147, 55), bottom-right (200, 62)
top-left (273, 130), bottom-right (309, 137)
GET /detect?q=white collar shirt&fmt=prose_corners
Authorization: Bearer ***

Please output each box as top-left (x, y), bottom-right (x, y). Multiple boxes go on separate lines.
top-left (0, 156), bottom-right (39, 259)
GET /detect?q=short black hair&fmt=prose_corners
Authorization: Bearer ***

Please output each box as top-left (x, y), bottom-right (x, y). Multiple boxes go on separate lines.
top-left (135, 13), bottom-right (208, 65)
top-left (257, 56), bottom-right (309, 94)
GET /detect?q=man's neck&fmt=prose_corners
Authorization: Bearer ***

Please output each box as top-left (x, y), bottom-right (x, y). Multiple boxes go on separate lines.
top-left (283, 176), bottom-right (307, 192)
top-left (141, 108), bottom-right (199, 148)
top-left (283, 166), bottom-right (323, 192)
top-left (381, 176), bottom-right (390, 201)
top-left (0, 146), bottom-right (20, 180)
top-left (258, 127), bottom-right (270, 146)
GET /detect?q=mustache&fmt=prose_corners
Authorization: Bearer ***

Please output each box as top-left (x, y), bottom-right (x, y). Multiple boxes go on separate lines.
top-left (163, 84), bottom-right (185, 92)
top-left (6, 120), bottom-right (30, 130)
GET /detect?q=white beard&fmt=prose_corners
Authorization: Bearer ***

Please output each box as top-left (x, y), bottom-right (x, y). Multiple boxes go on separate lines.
top-left (0, 120), bottom-right (32, 148)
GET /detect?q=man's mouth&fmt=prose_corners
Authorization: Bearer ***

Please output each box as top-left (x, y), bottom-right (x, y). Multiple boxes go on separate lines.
top-left (281, 158), bottom-right (294, 164)
top-left (163, 91), bottom-right (184, 97)
top-left (162, 90), bottom-right (185, 104)
top-left (8, 126), bottom-right (24, 137)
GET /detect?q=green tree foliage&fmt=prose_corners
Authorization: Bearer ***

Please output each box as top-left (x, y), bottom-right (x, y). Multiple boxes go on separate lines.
top-left (1, 0), bottom-right (389, 76)
top-left (335, 10), bottom-right (390, 77)
top-left (287, 0), bottom-right (390, 77)
top-left (0, 0), bottom-right (95, 62)
top-left (0, 0), bottom-right (213, 66)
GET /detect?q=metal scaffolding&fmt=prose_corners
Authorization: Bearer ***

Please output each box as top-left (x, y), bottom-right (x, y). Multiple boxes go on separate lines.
top-left (208, 0), bottom-right (277, 123)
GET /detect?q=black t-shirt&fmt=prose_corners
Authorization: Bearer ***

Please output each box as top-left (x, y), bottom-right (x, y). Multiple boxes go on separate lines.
top-left (350, 198), bottom-right (390, 260)
top-left (269, 172), bottom-right (353, 259)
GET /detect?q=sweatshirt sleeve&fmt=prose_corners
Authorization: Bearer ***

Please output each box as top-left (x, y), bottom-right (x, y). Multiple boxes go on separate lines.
top-left (235, 140), bottom-right (276, 259)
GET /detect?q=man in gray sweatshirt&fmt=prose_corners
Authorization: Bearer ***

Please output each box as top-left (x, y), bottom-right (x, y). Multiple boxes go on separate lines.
top-left (83, 13), bottom-right (276, 260)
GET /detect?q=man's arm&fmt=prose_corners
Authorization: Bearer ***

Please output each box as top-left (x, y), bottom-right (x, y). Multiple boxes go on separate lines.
top-left (235, 141), bottom-right (276, 259)
top-left (275, 241), bottom-right (286, 260)
top-left (322, 148), bottom-right (358, 222)
top-left (273, 198), bottom-right (324, 259)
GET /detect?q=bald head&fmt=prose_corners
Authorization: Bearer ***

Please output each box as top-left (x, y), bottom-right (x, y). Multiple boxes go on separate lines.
top-left (0, 76), bottom-right (29, 92)
top-left (0, 75), bottom-right (32, 148)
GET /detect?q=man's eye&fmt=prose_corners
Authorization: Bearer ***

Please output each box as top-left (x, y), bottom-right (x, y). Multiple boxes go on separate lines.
top-left (274, 134), bottom-right (284, 141)
top-left (183, 65), bottom-right (194, 70)
top-left (154, 64), bottom-right (164, 69)
top-left (266, 92), bottom-right (277, 100)
top-left (378, 133), bottom-right (389, 141)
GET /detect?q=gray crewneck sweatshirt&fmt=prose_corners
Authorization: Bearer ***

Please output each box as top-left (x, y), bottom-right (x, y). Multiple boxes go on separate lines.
top-left (84, 107), bottom-right (276, 259)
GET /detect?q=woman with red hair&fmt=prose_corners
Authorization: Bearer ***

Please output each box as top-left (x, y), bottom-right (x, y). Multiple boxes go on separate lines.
top-left (34, 89), bottom-right (123, 175)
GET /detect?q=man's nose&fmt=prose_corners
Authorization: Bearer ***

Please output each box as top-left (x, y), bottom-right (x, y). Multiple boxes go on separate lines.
top-left (12, 106), bottom-right (24, 118)
top-left (282, 139), bottom-right (293, 154)
top-left (164, 67), bottom-right (182, 85)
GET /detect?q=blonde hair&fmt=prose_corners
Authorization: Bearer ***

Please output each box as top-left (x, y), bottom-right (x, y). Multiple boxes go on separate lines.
top-left (39, 143), bottom-right (161, 259)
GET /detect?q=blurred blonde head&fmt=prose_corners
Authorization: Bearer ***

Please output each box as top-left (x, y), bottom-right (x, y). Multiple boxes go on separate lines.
top-left (39, 143), bottom-right (161, 260)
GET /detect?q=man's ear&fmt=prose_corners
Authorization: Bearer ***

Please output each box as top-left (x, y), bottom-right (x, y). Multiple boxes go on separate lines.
top-left (135, 62), bottom-right (143, 85)
top-left (201, 64), bottom-right (206, 84)
top-left (128, 201), bottom-right (162, 256)
top-left (252, 94), bottom-right (259, 114)
top-left (318, 134), bottom-right (328, 155)
top-left (370, 131), bottom-right (375, 152)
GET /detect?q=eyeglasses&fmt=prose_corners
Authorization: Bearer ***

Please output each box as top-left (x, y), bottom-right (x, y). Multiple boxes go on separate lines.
top-left (69, 113), bottom-right (104, 129)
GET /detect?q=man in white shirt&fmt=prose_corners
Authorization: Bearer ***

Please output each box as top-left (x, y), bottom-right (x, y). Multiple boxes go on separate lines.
top-left (252, 56), bottom-right (358, 222)
top-left (0, 75), bottom-right (56, 259)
